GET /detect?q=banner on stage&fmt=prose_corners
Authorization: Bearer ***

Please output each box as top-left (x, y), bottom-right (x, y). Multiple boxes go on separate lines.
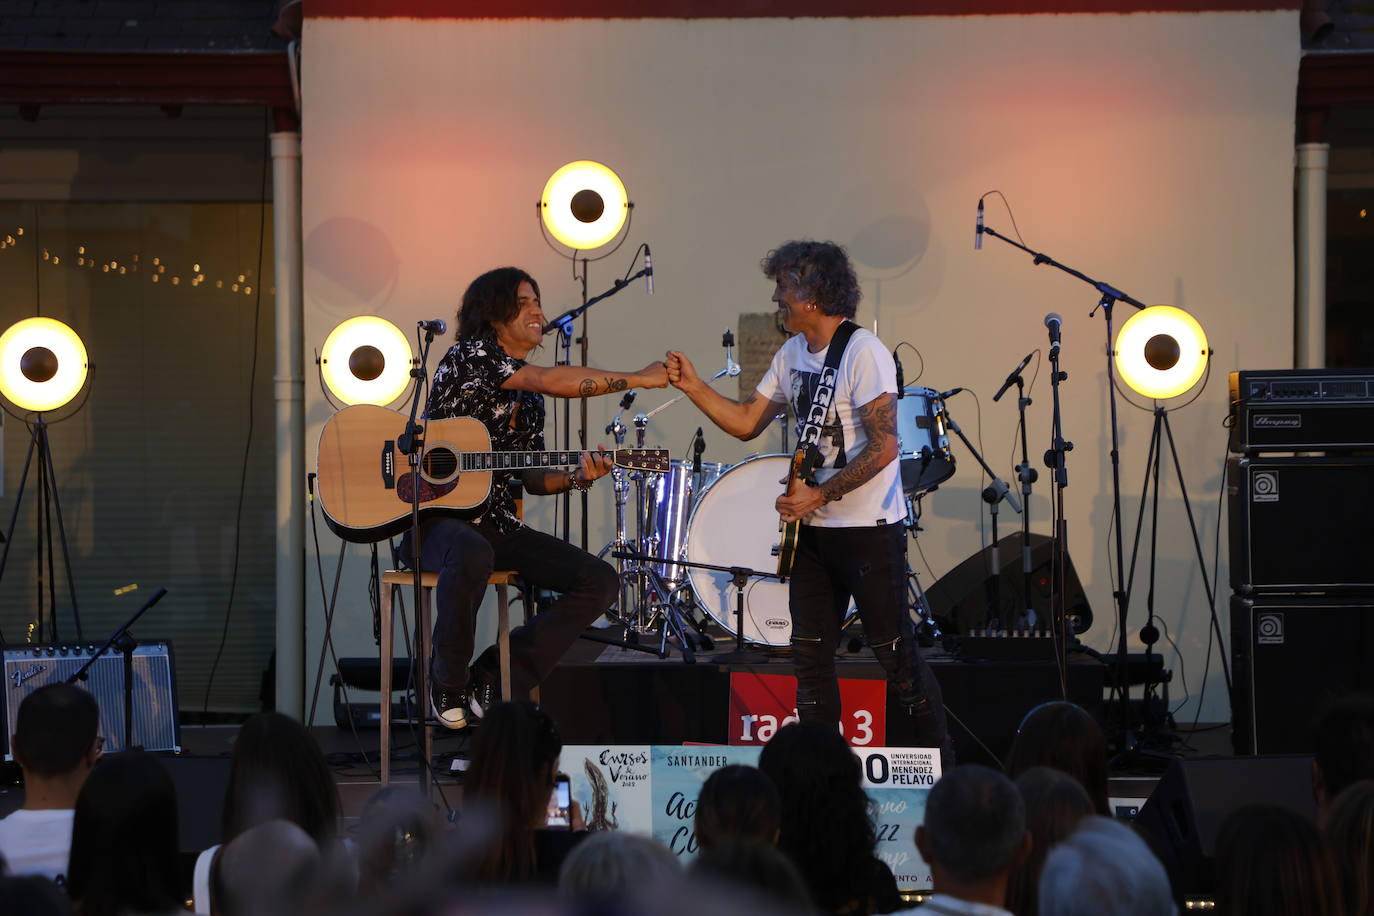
top-left (727, 671), bottom-right (887, 746)
top-left (563, 743), bottom-right (939, 890)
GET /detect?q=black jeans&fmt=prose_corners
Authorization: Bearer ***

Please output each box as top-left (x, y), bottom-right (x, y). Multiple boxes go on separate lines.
top-left (788, 522), bottom-right (948, 749)
top-left (398, 518), bottom-right (617, 698)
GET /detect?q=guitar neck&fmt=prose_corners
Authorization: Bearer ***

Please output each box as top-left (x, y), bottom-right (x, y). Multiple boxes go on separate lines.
top-left (459, 449), bottom-right (592, 472)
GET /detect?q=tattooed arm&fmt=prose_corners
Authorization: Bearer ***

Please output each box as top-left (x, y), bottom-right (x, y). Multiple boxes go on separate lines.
top-left (502, 361), bottom-right (668, 397)
top-left (665, 349), bottom-right (783, 440)
top-left (775, 393), bottom-right (900, 522)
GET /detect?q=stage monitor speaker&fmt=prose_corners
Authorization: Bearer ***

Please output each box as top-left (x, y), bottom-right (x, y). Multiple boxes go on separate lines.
top-left (924, 532), bottom-right (1091, 635)
top-left (1228, 455), bottom-right (1374, 593)
top-left (3, 642), bottom-right (181, 758)
top-left (1230, 595), bottom-right (1374, 755)
top-left (1135, 755), bottom-right (1316, 899)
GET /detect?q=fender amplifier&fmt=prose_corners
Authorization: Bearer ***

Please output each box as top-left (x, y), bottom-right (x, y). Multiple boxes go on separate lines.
top-left (1227, 455), bottom-right (1374, 593)
top-left (3, 642), bottom-right (181, 758)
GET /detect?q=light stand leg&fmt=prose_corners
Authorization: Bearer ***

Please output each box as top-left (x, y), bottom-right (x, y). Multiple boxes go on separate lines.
top-left (37, 421), bottom-right (83, 641)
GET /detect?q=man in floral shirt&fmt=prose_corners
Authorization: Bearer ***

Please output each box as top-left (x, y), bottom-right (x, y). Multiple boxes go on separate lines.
top-left (400, 266), bottom-right (668, 728)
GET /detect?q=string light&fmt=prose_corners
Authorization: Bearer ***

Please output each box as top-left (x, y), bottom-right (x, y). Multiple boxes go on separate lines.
top-left (0, 236), bottom-right (269, 300)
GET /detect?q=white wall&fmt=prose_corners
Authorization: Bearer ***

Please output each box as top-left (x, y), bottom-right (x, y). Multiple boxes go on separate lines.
top-left (302, 11), bottom-right (1299, 725)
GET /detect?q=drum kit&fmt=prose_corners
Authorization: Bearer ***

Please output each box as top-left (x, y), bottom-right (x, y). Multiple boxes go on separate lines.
top-left (593, 335), bottom-right (961, 659)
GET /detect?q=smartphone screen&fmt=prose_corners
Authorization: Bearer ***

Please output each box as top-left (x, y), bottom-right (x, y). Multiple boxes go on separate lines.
top-left (546, 774), bottom-right (572, 829)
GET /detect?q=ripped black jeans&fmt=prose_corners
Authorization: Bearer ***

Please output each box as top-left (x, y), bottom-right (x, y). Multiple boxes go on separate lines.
top-left (788, 522), bottom-right (947, 748)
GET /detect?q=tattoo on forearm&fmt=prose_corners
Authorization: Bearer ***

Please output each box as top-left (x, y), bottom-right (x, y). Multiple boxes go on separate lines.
top-left (607, 378), bottom-right (627, 392)
top-left (819, 395), bottom-right (896, 501)
top-left (578, 378), bottom-right (597, 397)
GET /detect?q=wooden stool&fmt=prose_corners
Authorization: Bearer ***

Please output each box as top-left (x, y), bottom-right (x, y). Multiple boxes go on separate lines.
top-left (377, 568), bottom-right (527, 786)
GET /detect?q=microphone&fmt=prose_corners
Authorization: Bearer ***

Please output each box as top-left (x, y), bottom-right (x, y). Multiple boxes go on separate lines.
top-left (975, 199), bottom-right (984, 251)
top-left (894, 350), bottom-right (905, 398)
top-left (937, 387), bottom-right (964, 399)
top-left (418, 318), bottom-right (447, 335)
top-left (644, 246), bottom-right (654, 296)
top-left (992, 351), bottom-right (1035, 403)
top-left (692, 427), bottom-right (705, 475)
top-left (1044, 313), bottom-right (1062, 353)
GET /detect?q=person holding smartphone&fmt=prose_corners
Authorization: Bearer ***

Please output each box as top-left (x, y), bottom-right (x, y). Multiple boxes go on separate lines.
top-left (464, 700), bottom-right (586, 883)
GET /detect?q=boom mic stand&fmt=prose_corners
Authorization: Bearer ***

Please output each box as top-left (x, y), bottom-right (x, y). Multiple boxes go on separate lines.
top-left (978, 217), bottom-right (1147, 747)
top-left (993, 353), bottom-right (1040, 630)
top-left (543, 255), bottom-right (654, 550)
top-left (66, 587), bottom-right (167, 752)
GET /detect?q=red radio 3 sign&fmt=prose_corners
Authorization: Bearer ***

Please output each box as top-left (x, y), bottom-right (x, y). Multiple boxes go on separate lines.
top-left (728, 672), bottom-right (887, 746)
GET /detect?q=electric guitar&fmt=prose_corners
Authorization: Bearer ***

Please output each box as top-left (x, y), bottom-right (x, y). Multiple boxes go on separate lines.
top-left (775, 442), bottom-right (823, 579)
top-left (317, 404), bottom-right (669, 543)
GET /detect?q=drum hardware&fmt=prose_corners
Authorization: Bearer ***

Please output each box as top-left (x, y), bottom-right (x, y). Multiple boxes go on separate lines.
top-left (901, 494), bottom-right (944, 645)
top-left (897, 385), bottom-right (958, 495)
top-left (613, 550), bottom-right (783, 665)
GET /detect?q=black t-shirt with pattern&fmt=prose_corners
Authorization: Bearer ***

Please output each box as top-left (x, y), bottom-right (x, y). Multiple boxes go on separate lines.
top-left (426, 335), bottom-right (544, 533)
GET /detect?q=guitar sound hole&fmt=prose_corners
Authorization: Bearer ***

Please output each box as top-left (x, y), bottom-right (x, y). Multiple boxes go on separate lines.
top-left (422, 447), bottom-right (458, 481)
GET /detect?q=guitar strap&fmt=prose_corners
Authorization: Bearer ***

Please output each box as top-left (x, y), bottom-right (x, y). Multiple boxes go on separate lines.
top-left (797, 320), bottom-right (859, 476)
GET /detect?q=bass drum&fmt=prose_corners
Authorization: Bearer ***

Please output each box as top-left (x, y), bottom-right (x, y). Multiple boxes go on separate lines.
top-left (684, 454), bottom-right (855, 647)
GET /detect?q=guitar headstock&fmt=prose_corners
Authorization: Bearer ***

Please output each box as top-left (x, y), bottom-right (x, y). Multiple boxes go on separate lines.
top-left (614, 449), bottom-right (671, 473)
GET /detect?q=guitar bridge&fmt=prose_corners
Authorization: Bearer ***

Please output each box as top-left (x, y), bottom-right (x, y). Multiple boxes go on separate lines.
top-left (381, 440), bottom-right (396, 489)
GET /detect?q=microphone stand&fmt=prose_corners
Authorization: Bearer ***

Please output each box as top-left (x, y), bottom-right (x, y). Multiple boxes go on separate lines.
top-left (1012, 375), bottom-right (1039, 630)
top-left (1043, 332), bottom-right (1071, 698)
top-left (980, 221), bottom-right (1146, 741)
top-left (66, 587), bottom-right (167, 751)
top-left (543, 264), bottom-right (653, 550)
top-left (396, 325), bottom-right (439, 793)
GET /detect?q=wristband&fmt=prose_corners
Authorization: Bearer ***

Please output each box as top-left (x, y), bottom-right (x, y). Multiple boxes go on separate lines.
top-left (569, 471), bottom-right (592, 492)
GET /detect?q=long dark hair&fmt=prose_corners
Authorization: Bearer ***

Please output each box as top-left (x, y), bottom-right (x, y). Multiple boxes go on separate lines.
top-left (463, 700), bottom-right (562, 882)
top-left (1215, 804), bottom-right (1343, 916)
top-left (1005, 766), bottom-right (1096, 916)
top-left (456, 267), bottom-right (541, 341)
top-left (757, 722), bottom-right (877, 913)
top-left (66, 751), bottom-right (183, 916)
top-left (1005, 701), bottom-right (1110, 816)
top-left (221, 711), bottom-right (340, 846)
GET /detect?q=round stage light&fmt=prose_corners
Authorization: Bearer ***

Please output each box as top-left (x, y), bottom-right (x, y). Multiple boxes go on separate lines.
top-left (540, 160), bottom-right (629, 250)
top-left (1115, 305), bottom-right (1209, 400)
top-left (320, 316), bottom-right (414, 406)
top-left (0, 317), bottom-right (89, 412)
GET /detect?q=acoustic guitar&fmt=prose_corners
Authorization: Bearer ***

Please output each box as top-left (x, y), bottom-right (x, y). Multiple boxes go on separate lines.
top-left (317, 404), bottom-right (669, 543)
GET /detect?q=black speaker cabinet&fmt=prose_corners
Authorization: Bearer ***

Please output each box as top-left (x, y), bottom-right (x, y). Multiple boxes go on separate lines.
top-left (3, 642), bottom-right (181, 757)
top-left (1135, 755), bottom-right (1316, 898)
top-left (1228, 455), bottom-right (1374, 593)
top-left (1230, 595), bottom-right (1374, 755)
top-left (925, 532), bottom-right (1091, 635)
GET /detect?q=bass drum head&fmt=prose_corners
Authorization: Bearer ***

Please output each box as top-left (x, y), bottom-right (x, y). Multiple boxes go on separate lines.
top-left (684, 455), bottom-right (856, 648)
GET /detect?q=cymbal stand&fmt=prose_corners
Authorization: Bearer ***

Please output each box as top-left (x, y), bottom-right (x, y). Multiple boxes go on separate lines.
top-left (901, 493), bottom-right (943, 643)
top-left (597, 390), bottom-right (639, 621)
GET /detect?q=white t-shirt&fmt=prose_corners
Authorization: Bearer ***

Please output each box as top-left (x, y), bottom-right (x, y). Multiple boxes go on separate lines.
top-left (755, 327), bottom-right (906, 527)
top-left (0, 808), bottom-right (75, 882)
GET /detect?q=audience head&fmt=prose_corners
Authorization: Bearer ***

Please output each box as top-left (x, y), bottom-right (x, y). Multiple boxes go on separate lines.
top-left (694, 764), bottom-right (781, 851)
top-left (221, 711), bottom-right (340, 846)
top-left (66, 750), bottom-right (183, 916)
top-left (1039, 816), bottom-right (1176, 916)
top-left (557, 830), bottom-right (679, 898)
top-left (1215, 803), bottom-right (1342, 916)
top-left (356, 786), bottom-right (446, 896)
top-left (10, 683), bottom-right (100, 779)
top-left (756, 722), bottom-right (878, 914)
top-left (0, 873), bottom-right (75, 916)
top-left (916, 763), bottom-right (1028, 894)
top-left (464, 700), bottom-right (563, 881)
top-left (212, 818), bottom-right (321, 916)
top-left (1313, 693), bottom-right (1374, 812)
top-left (1005, 766), bottom-right (1096, 916)
top-left (687, 839), bottom-right (815, 913)
top-left (1005, 701), bottom-right (1110, 816)
top-left (1323, 780), bottom-right (1374, 916)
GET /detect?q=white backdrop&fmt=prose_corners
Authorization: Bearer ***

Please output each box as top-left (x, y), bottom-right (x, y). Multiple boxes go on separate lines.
top-left (302, 10), bottom-right (1298, 725)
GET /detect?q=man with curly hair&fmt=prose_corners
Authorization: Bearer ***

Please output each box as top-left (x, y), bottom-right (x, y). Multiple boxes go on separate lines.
top-left (401, 266), bottom-right (668, 729)
top-left (667, 240), bottom-right (947, 752)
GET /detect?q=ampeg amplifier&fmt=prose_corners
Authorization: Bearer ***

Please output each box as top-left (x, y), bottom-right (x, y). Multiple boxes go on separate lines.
top-left (1231, 595), bottom-right (1374, 754)
top-left (1228, 455), bottom-right (1374, 593)
top-left (1229, 369), bottom-right (1374, 452)
top-left (3, 642), bottom-right (181, 758)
